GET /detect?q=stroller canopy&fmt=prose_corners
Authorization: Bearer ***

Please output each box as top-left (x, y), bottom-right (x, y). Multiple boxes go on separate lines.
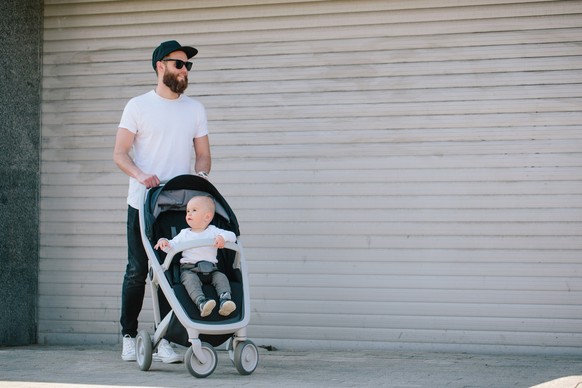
top-left (144, 174), bottom-right (240, 240)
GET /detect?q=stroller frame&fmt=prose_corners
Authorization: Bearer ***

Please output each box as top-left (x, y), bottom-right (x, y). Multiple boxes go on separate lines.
top-left (133, 174), bottom-right (258, 378)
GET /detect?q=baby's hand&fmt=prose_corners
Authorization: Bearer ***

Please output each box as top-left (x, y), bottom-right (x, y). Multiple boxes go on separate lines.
top-left (154, 238), bottom-right (169, 250)
top-left (214, 235), bottom-right (226, 249)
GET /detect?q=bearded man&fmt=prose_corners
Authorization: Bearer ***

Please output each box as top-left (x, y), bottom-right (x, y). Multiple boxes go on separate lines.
top-left (113, 40), bottom-right (211, 363)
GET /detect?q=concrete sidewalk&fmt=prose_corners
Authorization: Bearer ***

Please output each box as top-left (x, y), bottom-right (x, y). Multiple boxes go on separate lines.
top-left (0, 345), bottom-right (581, 388)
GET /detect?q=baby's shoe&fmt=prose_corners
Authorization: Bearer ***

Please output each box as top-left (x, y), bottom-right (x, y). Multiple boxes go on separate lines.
top-left (196, 297), bottom-right (216, 317)
top-left (218, 292), bottom-right (236, 316)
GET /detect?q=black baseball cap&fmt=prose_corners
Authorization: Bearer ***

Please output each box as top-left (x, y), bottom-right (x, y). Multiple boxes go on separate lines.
top-left (152, 40), bottom-right (198, 70)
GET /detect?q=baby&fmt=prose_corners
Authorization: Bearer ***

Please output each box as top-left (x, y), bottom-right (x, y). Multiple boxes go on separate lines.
top-left (155, 195), bottom-right (237, 317)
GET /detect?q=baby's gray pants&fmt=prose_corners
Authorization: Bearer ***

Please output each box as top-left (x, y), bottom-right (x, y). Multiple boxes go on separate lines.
top-left (180, 263), bottom-right (231, 303)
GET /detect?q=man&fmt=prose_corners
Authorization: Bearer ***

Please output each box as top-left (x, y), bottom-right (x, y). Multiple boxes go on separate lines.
top-left (113, 40), bottom-right (211, 363)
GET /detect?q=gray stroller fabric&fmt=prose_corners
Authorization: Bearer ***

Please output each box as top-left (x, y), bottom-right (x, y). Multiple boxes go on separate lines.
top-left (153, 189), bottom-right (230, 222)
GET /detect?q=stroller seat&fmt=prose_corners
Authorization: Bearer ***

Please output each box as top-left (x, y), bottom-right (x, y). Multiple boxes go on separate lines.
top-left (151, 207), bottom-right (244, 347)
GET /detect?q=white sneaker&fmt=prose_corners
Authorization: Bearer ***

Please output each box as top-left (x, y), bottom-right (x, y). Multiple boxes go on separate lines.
top-left (153, 339), bottom-right (182, 364)
top-left (199, 299), bottom-right (216, 318)
top-left (121, 335), bottom-right (136, 361)
top-left (219, 299), bottom-right (236, 316)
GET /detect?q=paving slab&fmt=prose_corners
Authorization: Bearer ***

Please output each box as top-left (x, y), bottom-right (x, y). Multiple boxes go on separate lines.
top-left (0, 345), bottom-right (581, 387)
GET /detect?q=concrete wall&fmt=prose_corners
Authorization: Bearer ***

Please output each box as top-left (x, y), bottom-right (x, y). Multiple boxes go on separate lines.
top-left (0, 0), bottom-right (43, 345)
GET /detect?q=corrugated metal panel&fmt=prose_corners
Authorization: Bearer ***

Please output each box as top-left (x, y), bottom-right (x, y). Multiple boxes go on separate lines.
top-left (40, 0), bottom-right (582, 352)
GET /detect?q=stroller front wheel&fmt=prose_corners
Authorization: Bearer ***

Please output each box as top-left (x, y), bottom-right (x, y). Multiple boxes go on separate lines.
top-left (234, 340), bottom-right (259, 375)
top-left (135, 331), bottom-right (153, 371)
top-left (185, 342), bottom-right (217, 378)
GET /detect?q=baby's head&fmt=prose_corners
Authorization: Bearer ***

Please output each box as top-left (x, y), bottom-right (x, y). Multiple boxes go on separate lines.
top-left (185, 195), bottom-right (215, 231)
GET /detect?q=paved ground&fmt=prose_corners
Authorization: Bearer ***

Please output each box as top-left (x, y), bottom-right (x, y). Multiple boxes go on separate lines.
top-left (0, 345), bottom-right (581, 387)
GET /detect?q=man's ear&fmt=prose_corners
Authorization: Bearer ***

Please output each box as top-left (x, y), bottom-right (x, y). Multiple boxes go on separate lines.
top-left (155, 60), bottom-right (164, 75)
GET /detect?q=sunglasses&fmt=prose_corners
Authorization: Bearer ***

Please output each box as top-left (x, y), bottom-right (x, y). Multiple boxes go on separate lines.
top-left (162, 58), bottom-right (193, 71)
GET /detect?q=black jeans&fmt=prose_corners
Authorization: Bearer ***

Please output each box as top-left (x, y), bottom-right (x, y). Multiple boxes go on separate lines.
top-left (120, 206), bottom-right (149, 337)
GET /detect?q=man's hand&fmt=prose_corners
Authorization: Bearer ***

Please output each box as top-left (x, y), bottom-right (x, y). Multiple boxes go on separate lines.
top-left (138, 172), bottom-right (160, 189)
top-left (196, 171), bottom-right (209, 180)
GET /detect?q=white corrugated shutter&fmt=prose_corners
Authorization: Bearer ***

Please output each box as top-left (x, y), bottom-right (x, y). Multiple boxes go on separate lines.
top-left (40, 0), bottom-right (582, 352)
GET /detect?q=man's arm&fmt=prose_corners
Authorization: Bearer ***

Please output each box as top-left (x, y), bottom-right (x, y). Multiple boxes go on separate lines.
top-left (113, 127), bottom-right (160, 188)
top-left (194, 135), bottom-right (211, 175)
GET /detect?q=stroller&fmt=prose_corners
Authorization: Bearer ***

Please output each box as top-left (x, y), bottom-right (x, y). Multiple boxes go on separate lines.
top-left (134, 174), bottom-right (259, 378)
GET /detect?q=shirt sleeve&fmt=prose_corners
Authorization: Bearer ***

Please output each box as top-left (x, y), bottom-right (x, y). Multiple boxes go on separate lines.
top-left (118, 98), bottom-right (139, 134)
top-left (216, 227), bottom-right (237, 243)
top-left (169, 229), bottom-right (189, 246)
top-left (195, 104), bottom-right (209, 138)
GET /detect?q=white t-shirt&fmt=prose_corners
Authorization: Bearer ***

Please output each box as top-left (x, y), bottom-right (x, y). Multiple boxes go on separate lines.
top-left (165, 225), bottom-right (237, 265)
top-left (119, 90), bottom-right (209, 208)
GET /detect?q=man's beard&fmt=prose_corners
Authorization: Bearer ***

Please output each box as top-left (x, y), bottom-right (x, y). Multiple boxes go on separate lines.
top-left (163, 71), bottom-right (188, 94)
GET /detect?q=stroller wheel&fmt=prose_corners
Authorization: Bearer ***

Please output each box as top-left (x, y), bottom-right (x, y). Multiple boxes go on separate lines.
top-left (135, 331), bottom-right (152, 371)
top-left (234, 340), bottom-right (259, 375)
top-left (185, 342), bottom-right (217, 378)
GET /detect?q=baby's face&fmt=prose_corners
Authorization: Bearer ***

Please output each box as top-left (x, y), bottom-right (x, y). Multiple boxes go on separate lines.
top-left (185, 197), bottom-right (212, 231)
